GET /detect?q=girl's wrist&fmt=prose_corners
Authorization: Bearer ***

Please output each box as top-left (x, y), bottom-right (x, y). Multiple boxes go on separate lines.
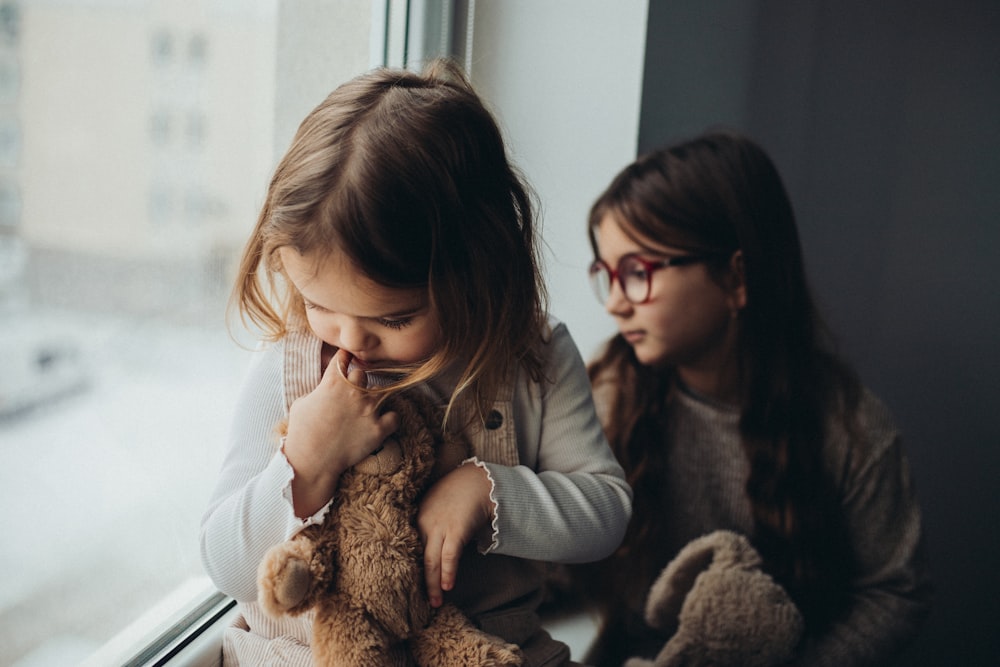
top-left (289, 469), bottom-right (340, 518)
top-left (281, 436), bottom-right (345, 516)
top-left (458, 459), bottom-right (496, 523)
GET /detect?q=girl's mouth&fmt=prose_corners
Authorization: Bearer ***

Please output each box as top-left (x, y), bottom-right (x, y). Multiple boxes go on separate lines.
top-left (622, 330), bottom-right (645, 344)
top-left (346, 354), bottom-right (391, 372)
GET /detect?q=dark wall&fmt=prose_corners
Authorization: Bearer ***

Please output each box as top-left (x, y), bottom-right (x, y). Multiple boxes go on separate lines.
top-left (639, 1), bottom-right (1000, 664)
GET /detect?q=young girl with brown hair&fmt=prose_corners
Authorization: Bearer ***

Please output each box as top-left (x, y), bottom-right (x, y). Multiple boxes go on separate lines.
top-left (200, 59), bottom-right (631, 666)
top-left (580, 130), bottom-right (929, 666)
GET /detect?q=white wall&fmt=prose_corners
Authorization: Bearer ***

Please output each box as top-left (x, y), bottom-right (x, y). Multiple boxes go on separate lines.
top-left (469, 0), bottom-right (648, 360)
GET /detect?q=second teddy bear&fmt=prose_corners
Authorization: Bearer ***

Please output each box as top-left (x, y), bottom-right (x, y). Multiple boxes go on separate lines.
top-left (624, 530), bottom-right (804, 667)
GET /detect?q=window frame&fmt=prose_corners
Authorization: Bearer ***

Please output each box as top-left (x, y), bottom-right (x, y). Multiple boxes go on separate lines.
top-left (125, 593), bottom-right (237, 667)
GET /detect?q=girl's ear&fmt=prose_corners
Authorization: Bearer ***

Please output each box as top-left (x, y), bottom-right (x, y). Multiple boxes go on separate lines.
top-left (727, 250), bottom-right (747, 312)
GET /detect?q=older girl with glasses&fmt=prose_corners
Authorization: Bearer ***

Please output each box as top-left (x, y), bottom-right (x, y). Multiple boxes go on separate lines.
top-left (576, 131), bottom-right (930, 666)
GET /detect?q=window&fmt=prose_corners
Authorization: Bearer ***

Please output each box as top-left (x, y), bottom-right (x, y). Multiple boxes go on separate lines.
top-left (0, 1), bottom-right (387, 664)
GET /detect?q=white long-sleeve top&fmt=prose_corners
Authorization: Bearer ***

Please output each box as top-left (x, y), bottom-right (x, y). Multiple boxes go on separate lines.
top-left (200, 316), bottom-right (632, 665)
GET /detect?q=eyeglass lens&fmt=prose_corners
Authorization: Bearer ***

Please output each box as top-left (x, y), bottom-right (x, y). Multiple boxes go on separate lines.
top-left (589, 256), bottom-right (652, 304)
top-left (589, 263), bottom-right (612, 303)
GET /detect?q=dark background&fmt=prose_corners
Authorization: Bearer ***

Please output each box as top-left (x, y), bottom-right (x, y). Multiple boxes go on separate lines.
top-left (637, 1), bottom-right (999, 664)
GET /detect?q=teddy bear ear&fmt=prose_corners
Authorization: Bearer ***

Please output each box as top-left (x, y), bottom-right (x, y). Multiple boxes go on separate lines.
top-left (644, 536), bottom-right (717, 632)
top-left (644, 530), bottom-right (757, 631)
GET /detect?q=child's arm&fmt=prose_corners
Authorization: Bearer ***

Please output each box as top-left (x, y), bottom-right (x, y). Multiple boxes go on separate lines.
top-left (417, 320), bottom-right (633, 602)
top-left (475, 320), bottom-right (633, 562)
top-left (200, 342), bottom-right (396, 601)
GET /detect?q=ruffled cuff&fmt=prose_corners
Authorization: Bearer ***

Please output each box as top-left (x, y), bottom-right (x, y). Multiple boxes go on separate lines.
top-left (462, 456), bottom-right (500, 554)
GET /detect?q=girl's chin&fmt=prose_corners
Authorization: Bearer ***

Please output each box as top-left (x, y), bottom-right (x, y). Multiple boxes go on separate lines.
top-left (630, 344), bottom-right (668, 368)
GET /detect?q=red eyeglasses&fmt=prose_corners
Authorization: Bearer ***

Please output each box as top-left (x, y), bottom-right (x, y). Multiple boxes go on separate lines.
top-left (588, 252), bottom-right (721, 304)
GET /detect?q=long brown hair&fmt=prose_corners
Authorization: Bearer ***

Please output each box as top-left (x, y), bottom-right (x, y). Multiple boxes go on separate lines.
top-left (231, 58), bottom-right (547, 424)
top-left (587, 131), bottom-right (860, 630)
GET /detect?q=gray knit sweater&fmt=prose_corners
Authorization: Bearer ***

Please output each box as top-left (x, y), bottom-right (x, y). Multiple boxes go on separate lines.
top-left (585, 379), bottom-right (930, 667)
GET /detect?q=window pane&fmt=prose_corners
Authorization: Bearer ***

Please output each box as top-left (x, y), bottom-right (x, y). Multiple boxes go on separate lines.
top-left (0, 1), bottom-right (373, 664)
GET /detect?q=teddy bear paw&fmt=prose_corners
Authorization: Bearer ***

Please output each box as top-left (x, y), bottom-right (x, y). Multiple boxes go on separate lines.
top-left (258, 551), bottom-right (313, 616)
top-left (475, 636), bottom-right (524, 667)
top-left (274, 557), bottom-right (312, 609)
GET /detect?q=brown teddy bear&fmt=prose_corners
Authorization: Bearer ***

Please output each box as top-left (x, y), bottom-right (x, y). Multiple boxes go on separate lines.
top-left (256, 386), bottom-right (524, 666)
top-left (624, 530), bottom-right (804, 667)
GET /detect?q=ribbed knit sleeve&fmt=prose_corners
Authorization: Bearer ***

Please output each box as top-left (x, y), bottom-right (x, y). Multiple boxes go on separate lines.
top-left (480, 320), bottom-right (633, 563)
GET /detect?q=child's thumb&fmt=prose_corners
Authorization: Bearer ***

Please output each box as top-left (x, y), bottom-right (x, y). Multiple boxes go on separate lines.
top-left (322, 347), bottom-right (351, 384)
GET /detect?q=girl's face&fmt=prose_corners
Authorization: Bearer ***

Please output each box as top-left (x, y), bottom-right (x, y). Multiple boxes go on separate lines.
top-left (279, 247), bottom-right (442, 369)
top-left (592, 215), bottom-right (745, 393)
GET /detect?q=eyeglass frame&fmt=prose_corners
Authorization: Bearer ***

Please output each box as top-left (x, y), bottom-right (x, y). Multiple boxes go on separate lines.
top-left (588, 252), bottom-right (726, 305)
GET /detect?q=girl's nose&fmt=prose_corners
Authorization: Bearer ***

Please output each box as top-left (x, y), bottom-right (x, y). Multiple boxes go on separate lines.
top-left (604, 280), bottom-right (633, 318)
top-left (336, 318), bottom-right (375, 353)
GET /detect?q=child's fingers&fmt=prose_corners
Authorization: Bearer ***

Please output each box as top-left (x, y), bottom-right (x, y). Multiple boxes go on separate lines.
top-left (347, 366), bottom-right (368, 388)
top-left (321, 348), bottom-right (351, 385)
top-left (333, 349), bottom-right (370, 389)
top-left (423, 533), bottom-right (444, 608)
top-left (377, 410), bottom-right (400, 439)
top-left (418, 465), bottom-right (492, 607)
top-left (327, 348), bottom-right (380, 397)
top-left (438, 536), bottom-right (462, 592)
top-left (422, 527), bottom-right (464, 608)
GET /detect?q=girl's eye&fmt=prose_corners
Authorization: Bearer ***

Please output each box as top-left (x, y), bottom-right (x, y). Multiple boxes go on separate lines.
top-left (625, 266), bottom-right (648, 280)
top-left (378, 318), bottom-right (412, 330)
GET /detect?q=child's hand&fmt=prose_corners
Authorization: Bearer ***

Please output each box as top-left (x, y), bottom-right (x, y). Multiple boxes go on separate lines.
top-left (417, 462), bottom-right (494, 608)
top-left (283, 348), bottom-right (399, 517)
